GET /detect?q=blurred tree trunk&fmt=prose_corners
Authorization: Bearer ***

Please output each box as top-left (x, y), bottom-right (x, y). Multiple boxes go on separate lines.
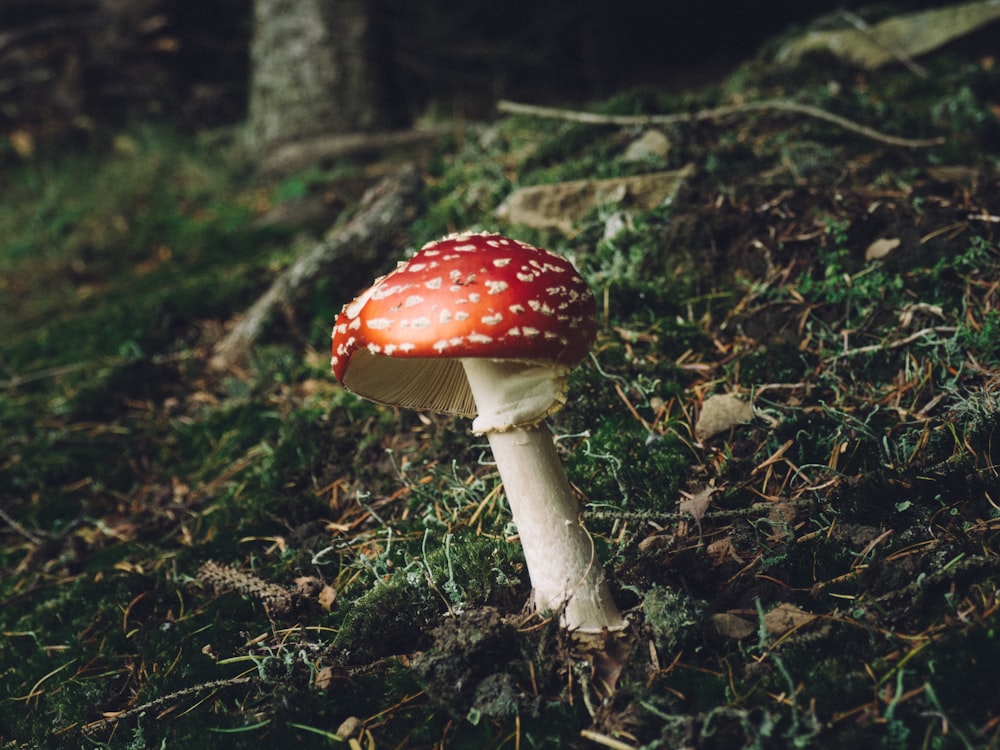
top-left (247, 0), bottom-right (400, 158)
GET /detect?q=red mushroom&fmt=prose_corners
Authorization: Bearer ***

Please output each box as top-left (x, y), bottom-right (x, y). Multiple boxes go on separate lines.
top-left (331, 232), bottom-right (624, 633)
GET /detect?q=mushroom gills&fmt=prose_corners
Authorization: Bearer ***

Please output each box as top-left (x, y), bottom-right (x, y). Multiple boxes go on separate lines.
top-left (341, 350), bottom-right (477, 416)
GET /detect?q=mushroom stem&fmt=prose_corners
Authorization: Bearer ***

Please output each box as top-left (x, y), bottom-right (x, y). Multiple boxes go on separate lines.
top-left (462, 358), bottom-right (625, 633)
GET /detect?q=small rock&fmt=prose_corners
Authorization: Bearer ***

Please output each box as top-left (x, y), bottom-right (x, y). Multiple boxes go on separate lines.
top-left (622, 129), bottom-right (671, 162)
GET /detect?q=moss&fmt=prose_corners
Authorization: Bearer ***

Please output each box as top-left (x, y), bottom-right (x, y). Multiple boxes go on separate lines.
top-left (642, 585), bottom-right (710, 655)
top-left (333, 578), bottom-right (439, 664)
top-left (421, 531), bottom-right (524, 610)
top-left (568, 416), bottom-right (688, 515)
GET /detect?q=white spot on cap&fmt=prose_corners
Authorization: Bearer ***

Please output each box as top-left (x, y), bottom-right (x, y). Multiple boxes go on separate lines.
top-left (486, 280), bottom-right (509, 295)
top-left (509, 304), bottom-right (526, 314)
top-left (455, 311), bottom-right (469, 321)
top-left (522, 327), bottom-right (540, 338)
top-left (528, 300), bottom-right (554, 316)
top-left (493, 257), bottom-right (512, 268)
top-left (516, 272), bottom-right (535, 283)
top-left (439, 309), bottom-right (452, 324)
top-left (425, 277), bottom-right (443, 289)
top-left (482, 313), bottom-right (503, 325)
top-left (373, 283), bottom-right (410, 300)
top-left (404, 295), bottom-right (425, 307)
top-left (468, 332), bottom-right (494, 344)
top-left (366, 318), bottom-right (392, 330)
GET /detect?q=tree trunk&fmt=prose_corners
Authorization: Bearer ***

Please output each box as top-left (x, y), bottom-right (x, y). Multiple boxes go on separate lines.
top-left (247, 0), bottom-right (400, 157)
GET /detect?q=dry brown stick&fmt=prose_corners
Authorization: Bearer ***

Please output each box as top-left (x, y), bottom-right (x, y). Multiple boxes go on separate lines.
top-left (496, 99), bottom-right (946, 149)
top-left (0, 507), bottom-right (45, 545)
top-left (210, 163), bottom-right (423, 370)
top-left (259, 128), bottom-right (447, 176)
top-left (82, 676), bottom-right (257, 735)
top-left (827, 325), bottom-right (959, 361)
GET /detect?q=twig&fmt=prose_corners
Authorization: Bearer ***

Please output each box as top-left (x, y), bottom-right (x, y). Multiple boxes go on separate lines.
top-left (82, 676), bottom-right (257, 734)
top-left (586, 497), bottom-right (818, 525)
top-left (496, 99), bottom-right (946, 149)
top-left (0, 351), bottom-right (190, 391)
top-left (0, 507), bottom-right (46, 545)
top-left (827, 326), bottom-right (958, 361)
top-left (210, 163), bottom-right (423, 370)
top-left (259, 128), bottom-right (446, 176)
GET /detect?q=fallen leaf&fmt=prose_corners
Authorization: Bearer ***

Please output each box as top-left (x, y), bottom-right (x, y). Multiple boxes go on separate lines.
top-left (314, 666), bottom-right (335, 691)
top-left (706, 536), bottom-right (744, 566)
top-left (496, 166), bottom-right (694, 234)
top-left (317, 584), bottom-right (337, 611)
top-left (768, 502), bottom-right (799, 525)
top-left (696, 393), bottom-right (753, 441)
top-left (9, 130), bottom-right (35, 158)
top-left (764, 603), bottom-right (817, 637)
top-left (711, 612), bottom-right (756, 640)
top-left (679, 485), bottom-right (716, 524)
top-left (294, 575), bottom-right (324, 597)
top-left (622, 129), bottom-right (671, 162)
top-left (776, 2), bottom-right (1000, 70)
top-left (865, 237), bottom-right (900, 261)
top-left (336, 716), bottom-right (364, 739)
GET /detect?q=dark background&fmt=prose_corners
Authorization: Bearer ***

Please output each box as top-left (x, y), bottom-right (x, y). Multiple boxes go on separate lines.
top-left (0, 0), bottom-right (984, 137)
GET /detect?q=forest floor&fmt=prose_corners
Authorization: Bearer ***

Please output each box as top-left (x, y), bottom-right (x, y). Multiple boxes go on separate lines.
top-left (2, 21), bottom-right (1000, 750)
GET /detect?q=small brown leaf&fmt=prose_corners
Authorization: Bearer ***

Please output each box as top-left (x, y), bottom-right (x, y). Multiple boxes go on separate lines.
top-left (864, 237), bottom-right (900, 261)
top-left (317, 584), bottom-right (337, 611)
top-left (679, 485), bottom-right (716, 524)
top-left (764, 603), bottom-right (817, 636)
top-left (294, 576), bottom-right (324, 597)
top-left (313, 666), bottom-right (335, 691)
top-left (336, 716), bottom-right (364, 739)
top-left (706, 536), bottom-right (744, 566)
top-left (696, 393), bottom-right (753, 441)
top-left (9, 130), bottom-right (34, 158)
top-left (711, 612), bottom-right (756, 640)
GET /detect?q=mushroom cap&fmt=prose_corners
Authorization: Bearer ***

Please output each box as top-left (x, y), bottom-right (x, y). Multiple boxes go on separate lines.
top-left (330, 232), bottom-right (597, 417)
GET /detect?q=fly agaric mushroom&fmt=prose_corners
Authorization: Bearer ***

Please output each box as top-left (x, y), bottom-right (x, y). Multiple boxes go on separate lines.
top-left (331, 232), bottom-right (625, 633)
